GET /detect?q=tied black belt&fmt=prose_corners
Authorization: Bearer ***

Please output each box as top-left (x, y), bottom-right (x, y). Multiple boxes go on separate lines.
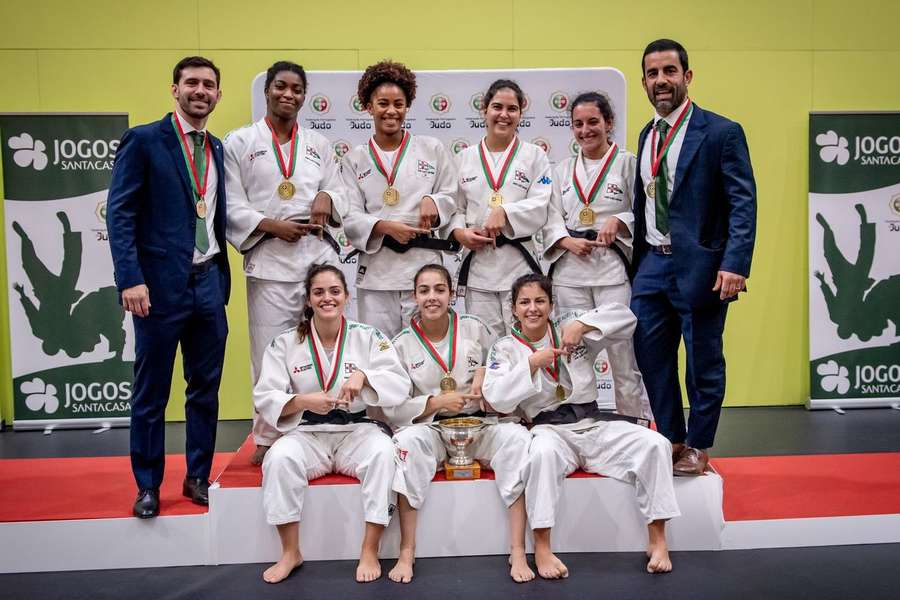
top-left (531, 402), bottom-right (645, 427)
top-left (547, 228), bottom-right (634, 282)
top-left (243, 219), bottom-right (342, 256)
top-left (456, 235), bottom-right (542, 298)
top-left (301, 408), bottom-right (393, 437)
top-left (345, 233), bottom-right (460, 263)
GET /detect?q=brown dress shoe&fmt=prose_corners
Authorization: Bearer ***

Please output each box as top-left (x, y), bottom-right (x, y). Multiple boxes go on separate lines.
top-left (671, 442), bottom-right (686, 463)
top-left (673, 447), bottom-right (709, 476)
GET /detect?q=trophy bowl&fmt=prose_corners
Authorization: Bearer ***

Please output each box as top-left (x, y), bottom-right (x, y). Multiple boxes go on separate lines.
top-left (431, 416), bottom-right (487, 467)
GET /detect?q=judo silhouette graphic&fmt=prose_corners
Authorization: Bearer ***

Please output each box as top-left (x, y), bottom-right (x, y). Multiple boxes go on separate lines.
top-left (12, 211), bottom-right (126, 359)
top-left (814, 204), bottom-right (900, 342)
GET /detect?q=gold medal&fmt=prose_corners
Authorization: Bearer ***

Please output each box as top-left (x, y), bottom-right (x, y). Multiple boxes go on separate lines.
top-left (383, 186), bottom-right (400, 206)
top-left (646, 180), bottom-right (656, 199)
top-left (489, 191), bottom-right (504, 208)
top-left (277, 180), bottom-right (295, 200)
top-left (578, 207), bottom-right (595, 226)
top-left (555, 384), bottom-right (566, 402)
top-left (440, 373), bottom-right (458, 394)
top-left (196, 199), bottom-right (208, 219)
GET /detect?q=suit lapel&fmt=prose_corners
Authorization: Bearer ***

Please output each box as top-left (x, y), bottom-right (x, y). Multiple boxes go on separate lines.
top-left (670, 105), bottom-right (707, 202)
top-left (162, 113), bottom-right (198, 207)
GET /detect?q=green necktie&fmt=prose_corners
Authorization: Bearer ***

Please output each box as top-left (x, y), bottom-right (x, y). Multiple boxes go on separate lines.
top-left (654, 119), bottom-right (670, 235)
top-left (189, 131), bottom-right (210, 253)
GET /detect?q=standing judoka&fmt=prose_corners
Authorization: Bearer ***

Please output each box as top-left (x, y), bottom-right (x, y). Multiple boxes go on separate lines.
top-left (224, 61), bottom-right (347, 463)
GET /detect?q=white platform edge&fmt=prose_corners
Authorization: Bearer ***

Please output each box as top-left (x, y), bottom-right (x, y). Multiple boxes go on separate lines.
top-left (722, 513), bottom-right (900, 549)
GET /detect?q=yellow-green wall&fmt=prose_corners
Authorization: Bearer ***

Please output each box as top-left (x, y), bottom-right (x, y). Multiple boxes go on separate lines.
top-left (1, 0), bottom-right (898, 421)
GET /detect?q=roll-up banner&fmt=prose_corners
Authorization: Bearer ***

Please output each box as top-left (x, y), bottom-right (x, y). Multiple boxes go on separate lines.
top-left (1, 113), bottom-right (131, 430)
top-left (808, 112), bottom-right (900, 409)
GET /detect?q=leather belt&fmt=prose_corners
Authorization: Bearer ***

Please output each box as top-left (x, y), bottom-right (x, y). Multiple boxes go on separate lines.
top-left (650, 244), bottom-right (673, 255)
top-left (456, 235), bottom-right (542, 298)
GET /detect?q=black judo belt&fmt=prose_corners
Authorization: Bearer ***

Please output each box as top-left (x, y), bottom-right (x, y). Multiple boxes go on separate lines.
top-left (531, 402), bottom-right (645, 427)
top-left (242, 219), bottom-right (341, 256)
top-left (547, 228), bottom-right (634, 282)
top-left (301, 408), bottom-right (393, 437)
top-left (456, 235), bottom-right (542, 298)
top-left (345, 234), bottom-right (460, 263)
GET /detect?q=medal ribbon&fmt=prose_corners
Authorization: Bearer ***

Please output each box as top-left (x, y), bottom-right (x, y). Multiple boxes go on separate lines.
top-left (573, 143), bottom-right (619, 208)
top-left (264, 117), bottom-right (299, 179)
top-left (511, 323), bottom-right (561, 384)
top-left (171, 114), bottom-right (211, 199)
top-left (410, 310), bottom-right (458, 376)
top-left (307, 316), bottom-right (348, 393)
top-left (478, 137), bottom-right (520, 192)
top-left (649, 99), bottom-right (692, 178)
top-left (367, 131), bottom-right (411, 186)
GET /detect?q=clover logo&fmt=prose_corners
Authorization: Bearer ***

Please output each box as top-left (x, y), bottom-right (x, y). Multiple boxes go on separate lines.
top-left (816, 360), bottom-right (850, 395)
top-left (8, 133), bottom-right (49, 170)
top-left (816, 130), bottom-right (849, 165)
top-left (21, 377), bottom-right (60, 414)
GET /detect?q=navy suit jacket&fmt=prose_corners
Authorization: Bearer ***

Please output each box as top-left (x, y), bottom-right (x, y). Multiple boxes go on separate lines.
top-left (633, 104), bottom-right (756, 307)
top-left (107, 113), bottom-right (230, 309)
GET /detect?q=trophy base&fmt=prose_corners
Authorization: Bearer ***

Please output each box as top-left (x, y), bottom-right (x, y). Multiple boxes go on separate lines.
top-left (443, 459), bottom-right (481, 480)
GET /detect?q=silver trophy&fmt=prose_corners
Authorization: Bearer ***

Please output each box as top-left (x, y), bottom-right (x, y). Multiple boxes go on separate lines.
top-left (430, 416), bottom-right (488, 479)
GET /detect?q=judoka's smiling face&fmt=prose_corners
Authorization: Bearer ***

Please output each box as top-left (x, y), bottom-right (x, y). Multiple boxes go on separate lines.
top-left (414, 270), bottom-right (452, 322)
top-left (483, 88), bottom-right (521, 141)
top-left (265, 70), bottom-right (305, 120)
top-left (572, 103), bottom-right (612, 158)
top-left (171, 66), bottom-right (221, 121)
top-left (367, 83), bottom-right (409, 136)
top-left (309, 271), bottom-right (347, 320)
top-left (513, 283), bottom-right (552, 336)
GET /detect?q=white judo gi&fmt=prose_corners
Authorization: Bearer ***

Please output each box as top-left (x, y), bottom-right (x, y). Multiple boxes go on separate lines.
top-left (254, 319), bottom-right (412, 526)
top-left (341, 134), bottom-right (458, 338)
top-left (451, 138), bottom-right (552, 337)
top-left (482, 305), bottom-right (680, 530)
top-left (225, 120), bottom-right (348, 445)
top-left (388, 312), bottom-right (530, 509)
top-left (542, 146), bottom-right (651, 419)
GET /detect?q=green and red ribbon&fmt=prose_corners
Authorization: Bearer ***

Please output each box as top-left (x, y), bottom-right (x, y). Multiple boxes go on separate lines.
top-left (265, 117), bottom-right (299, 180)
top-left (170, 114), bottom-right (211, 199)
top-left (478, 137), bottom-right (520, 192)
top-left (511, 322), bottom-right (561, 385)
top-left (307, 316), bottom-right (348, 392)
top-left (409, 310), bottom-right (458, 376)
top-left (368, 131), bottom-right (411, 187)
top-left (650, 99), bottom-right (693, 178)
top-left (573, 143), bottom-right (619, 209)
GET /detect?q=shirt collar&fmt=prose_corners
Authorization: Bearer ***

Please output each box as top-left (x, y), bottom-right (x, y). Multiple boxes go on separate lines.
top-left (653, 96), bottom-right (691, 129)
top-left (173, 108), bottom-right (206, 136)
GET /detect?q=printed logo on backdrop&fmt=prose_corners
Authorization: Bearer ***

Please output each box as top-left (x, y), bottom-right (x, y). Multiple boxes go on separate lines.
top-left (810, 113), bottom-right (900, 194)
top-left (347, 95), bottom-right (371, 132)
top-left (816, 130), bottom-right (850, 165)
top-left (332, 139), bottom-right (351, 160)
top-left (427, 93), bottom-right (454, 131)
top-left (305, 94), bottom-right (335, 132)
top-left (2, 111), bottom-right (132, 425)
top-left (545, 92), bottom-right (571, 128)
top-left (450, 139), bottom-right (469, 154)
top-left (532, 138), bottom-right (551, 154)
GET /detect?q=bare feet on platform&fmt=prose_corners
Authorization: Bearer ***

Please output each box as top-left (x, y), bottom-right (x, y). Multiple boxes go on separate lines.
top-left (509, 549), bottom-right (535, 583)
top-left (356, 548), bottom-right (382, 583)
top-left (250, 445), bottom-right (270, 466)
top-left (646, 520), bottom-right (672, 574)
top-left (534, 548), bottom-right (569, 580)
top-left (262, 550), bottom-right (303, 584)
top-left (388, 548), bottom-right (415, 583)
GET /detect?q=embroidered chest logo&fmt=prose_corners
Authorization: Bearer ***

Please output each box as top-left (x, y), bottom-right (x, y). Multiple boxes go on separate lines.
top-left (538, 175), bottom-right (552, 185)
top-left (411, 359), bottom-right (425, 370)
top-left (293, 364), bottom-right (312, 374)
top-left (344, 362), bottom-right (358, 374)
top-left (417, 160), bottom-right (436, 176)
top-left (358, 168), bottom-right (371, 181)
top-left (514, 170), bottom-right (530, 185)
top-left (306, 146), bottom-right (321, 160)
top-left (461, 175), bottom-right (478, 184)
top-left (397, 448), bottom-right (409, 462)
top-left (606, 182), bottom-right (624, 196)
top-left (570, 345), bottom-right (588, 361)
top-left (378, 340), bottom-right (390, 352)
top-left (562, 184), bottom-right (573, 195)
top-left (248, 149), bottom-right (267, 162)
top-left (467, 355), bottom-right (479, 368)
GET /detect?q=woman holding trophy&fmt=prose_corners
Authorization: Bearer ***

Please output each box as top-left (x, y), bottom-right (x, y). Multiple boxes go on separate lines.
top-left (387, 264), bottom-right (534, 584)
top-left (482, 273), bottom-right (679, 577)
top-left (253, 264), bottom-right (411, 584)
top-left (341, 60), bottom-right (459, 337)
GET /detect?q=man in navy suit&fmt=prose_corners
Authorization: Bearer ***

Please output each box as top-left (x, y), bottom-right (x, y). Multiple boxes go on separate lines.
top-left (631, 39), bottom-right (756, 476)
top-left (107, 56), bottom-right (230, 517)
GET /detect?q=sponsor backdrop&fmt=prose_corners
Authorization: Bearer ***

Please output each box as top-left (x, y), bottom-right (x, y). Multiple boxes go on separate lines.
top-left (808, 112), bottom-right (900, 409)
top-left (1, 113), bottom-right (131, 429)
top-left (250, 68), bottom-right (625, 405)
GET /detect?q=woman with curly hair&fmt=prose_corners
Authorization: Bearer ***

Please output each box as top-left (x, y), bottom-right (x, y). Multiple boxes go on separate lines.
top-left (341, 60), bottom-right (459, 338)
top-left (450, 79), bottom-right (552, 337)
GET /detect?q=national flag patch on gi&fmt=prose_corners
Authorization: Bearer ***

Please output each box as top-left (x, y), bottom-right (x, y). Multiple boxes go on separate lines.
top-left (606, 182), bottom-right (624, 196)
top-left (416, 160), bottom-right (436, 176)
top-left (397, 448), bottom-right (408, 462)
top-left (514, 170), bottom-right (530, 185)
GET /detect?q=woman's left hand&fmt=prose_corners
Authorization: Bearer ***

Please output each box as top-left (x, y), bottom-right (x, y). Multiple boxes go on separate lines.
top-left (595, 216), bottom-right (624, 246)
top-left (560, 320), bottom-right (589, 354)
top-left (482, 206), bottom-right (507, 240)
top-left (419, 196), bottom-right (439, 230)
top-left (337, 370), bottom-right (367, 404)
top-left (310, 191), bottom-right (333, 228)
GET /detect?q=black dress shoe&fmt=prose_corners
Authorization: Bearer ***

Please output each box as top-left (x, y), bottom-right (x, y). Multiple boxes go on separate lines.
top-left (133, 488), bottom-right (160, 519)
top-left (182, 477), bottom-right (210, 506)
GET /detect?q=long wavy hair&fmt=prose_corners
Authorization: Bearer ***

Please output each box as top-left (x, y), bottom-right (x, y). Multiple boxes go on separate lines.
top-left (296, 264), bottom-right (348, 341)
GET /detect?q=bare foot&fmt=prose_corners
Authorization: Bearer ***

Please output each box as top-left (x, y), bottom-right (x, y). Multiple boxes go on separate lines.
top-left (262, 551), bottom-right (303, 584)
top-left (509, 549), bottom-right (535, 583)
top-left (535, 547), bottom-right (569, 580)
top-left (388, 548), bottom-right (415, 583)
top-left (250, 445), bottom-right (270, 466)
top-left (356, 548), bottom-right (382, 583)
top-left (646, 541), bottom-right (672, 574)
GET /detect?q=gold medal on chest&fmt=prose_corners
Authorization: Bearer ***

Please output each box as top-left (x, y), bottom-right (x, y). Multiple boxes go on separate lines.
top-left (646, 180), bottom-right (656, 199)
top-left (488, 191), bottom-right (504, 208)
top-left (578, 207), bottom-right (595, 226)
top-left (555, 384), bottom-right (566, 402)
top-left (440, 373), bottom-right (458, 394)
top-left (383, 186), bottom-right (400, 206)
top-left (277, 180), bottom-right (295, 200)
top-left (196, 199), bottom-right (208, 219)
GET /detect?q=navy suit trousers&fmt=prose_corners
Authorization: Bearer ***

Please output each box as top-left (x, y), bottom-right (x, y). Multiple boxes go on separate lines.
top-left (130, 262), bottom-right (228, 490)
top-left (631, 251), bottom-right (728, 449)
